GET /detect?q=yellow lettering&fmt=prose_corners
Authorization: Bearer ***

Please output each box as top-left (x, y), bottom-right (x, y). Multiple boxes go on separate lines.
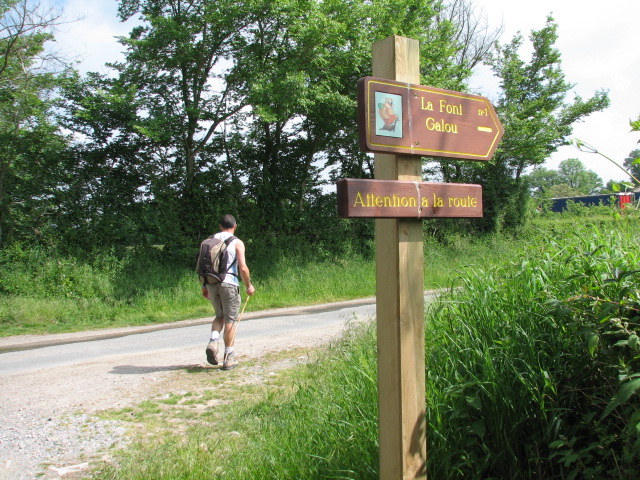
top-left (439, 99), bottom-right (463, 116)
top-left (421, 196), bottom-right (429, 207)
top-left (395, 195), bottom-right (417, 208)
top-left (426, 117), bottom-right (458, 134)
top-left (420, 97), bottom-right (434, 111)
top-left (353, 192), bottom-right (365, 207)
top-left (477, 107), bottom-right (488, 117)
top-left (448, 196), bottom-right (479, 208)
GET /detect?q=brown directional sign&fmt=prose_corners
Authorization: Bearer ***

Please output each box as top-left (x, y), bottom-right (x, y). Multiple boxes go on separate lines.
top-left (358, 76), bottom-right (503, 160)
top-left (337, 178), bottom-right (482, 218)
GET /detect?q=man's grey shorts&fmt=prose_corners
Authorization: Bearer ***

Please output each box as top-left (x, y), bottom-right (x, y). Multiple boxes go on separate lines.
top-left (206, 283), bottom-right (241, 324)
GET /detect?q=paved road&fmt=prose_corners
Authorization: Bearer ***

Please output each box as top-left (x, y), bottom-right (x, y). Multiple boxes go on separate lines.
top-left (0, 298), bottom-right (378, 376)
top-left (0, 294), bottom-right (438, 480)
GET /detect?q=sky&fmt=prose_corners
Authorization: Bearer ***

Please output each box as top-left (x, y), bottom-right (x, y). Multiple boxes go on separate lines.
top-left (51, 0), bottom-right (639, 184)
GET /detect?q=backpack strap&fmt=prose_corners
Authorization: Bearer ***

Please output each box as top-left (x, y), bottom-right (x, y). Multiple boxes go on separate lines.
top-left (225, 236), bottom-right (239, 278)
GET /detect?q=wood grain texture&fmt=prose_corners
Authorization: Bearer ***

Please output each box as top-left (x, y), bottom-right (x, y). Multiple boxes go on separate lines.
top-left (373, 35), bottom-right (427, 480)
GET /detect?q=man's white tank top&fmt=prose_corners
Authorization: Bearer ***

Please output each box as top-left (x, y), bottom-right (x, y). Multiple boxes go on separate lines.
top-left (214, 232), bottom-right (240, 286)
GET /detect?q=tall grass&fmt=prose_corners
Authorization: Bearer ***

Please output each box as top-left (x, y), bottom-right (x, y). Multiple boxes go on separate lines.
top-left (0, 232), bottom-right (516, 337)
top-left (0, 243), bottom-right (375, 336)
top-left (426, 220), bottom-right (640, 478)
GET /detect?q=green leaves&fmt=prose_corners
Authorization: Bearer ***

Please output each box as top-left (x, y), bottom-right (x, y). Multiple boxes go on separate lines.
top-left (0, 0), bottom-right (72, 247)
top-left (602, 375), bottom-right (640, 420)
top-left (426, 221), bottom-right (640, 478)
top-left (473, 17), bottom-right (610, 233)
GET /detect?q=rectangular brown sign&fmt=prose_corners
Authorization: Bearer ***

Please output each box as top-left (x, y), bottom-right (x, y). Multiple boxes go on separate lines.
top-left (358, 76), bottom-right (503, 160)
top-left (337, 178), bottom-right (483, 218)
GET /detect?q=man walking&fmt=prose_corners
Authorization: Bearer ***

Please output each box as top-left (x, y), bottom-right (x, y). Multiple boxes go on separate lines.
top-left (200, 214), bottom-right (255, 370)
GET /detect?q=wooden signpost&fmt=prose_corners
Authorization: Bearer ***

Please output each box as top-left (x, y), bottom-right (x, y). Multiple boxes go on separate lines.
top-left (336, 35), bottom-right (503, 479)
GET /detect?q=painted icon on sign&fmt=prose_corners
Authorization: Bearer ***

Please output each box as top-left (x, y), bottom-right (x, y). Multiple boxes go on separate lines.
top-left (376, 92), bottom-right (403, 138)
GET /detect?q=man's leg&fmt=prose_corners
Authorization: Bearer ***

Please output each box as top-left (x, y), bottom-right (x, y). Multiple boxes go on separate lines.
top-left (206, 316), bottom-right (223, 365)
top-left (223, 321), bottom-right (237, 347)
top-left (221, 320), bottom-right (239, 370)
top-left (205, 284), bottom-right (224, 365)
top-left (211, 316), bottom-right (224, 335)
top-left (220, 284), bottom-right (241, 370)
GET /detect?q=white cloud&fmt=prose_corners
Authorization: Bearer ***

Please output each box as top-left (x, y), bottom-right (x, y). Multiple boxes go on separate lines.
top-left (475, 0), bottom-right (639, 183)
top-left (53, 0), bottom-right (137, 75)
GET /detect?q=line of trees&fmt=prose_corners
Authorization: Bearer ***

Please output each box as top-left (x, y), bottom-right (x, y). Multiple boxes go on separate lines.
top-left (1, 0), bottom-right (609, 258)
top-left (527, 158), bottom-right (605, 199)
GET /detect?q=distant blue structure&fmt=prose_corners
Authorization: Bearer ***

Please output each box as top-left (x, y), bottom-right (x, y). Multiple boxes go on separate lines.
top-left (550, 192), bottom-right (640, 213)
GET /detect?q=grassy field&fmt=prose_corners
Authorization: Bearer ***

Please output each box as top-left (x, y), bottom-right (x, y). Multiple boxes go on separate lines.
top-left (0, 232), bottom-right (513, 337)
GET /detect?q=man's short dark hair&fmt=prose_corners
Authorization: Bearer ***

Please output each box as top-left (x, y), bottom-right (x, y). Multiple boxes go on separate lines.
top-left (220, 214), bottom-right (236, 229)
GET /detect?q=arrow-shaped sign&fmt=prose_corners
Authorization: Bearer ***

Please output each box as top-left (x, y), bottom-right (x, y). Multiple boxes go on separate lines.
top-left (358, 77), bottom-right (504, 161)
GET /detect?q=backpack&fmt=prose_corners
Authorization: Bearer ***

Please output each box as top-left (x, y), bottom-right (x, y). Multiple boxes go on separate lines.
top-left (196, 235), bottom-right (237, 285)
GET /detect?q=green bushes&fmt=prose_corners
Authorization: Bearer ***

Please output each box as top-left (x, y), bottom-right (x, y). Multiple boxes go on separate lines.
top-left (426, 222), bottom-right (640, 478)
top-left (0, 243), bottom-right (380, 336)
top-left (0, 245), bottom-right (202, 335)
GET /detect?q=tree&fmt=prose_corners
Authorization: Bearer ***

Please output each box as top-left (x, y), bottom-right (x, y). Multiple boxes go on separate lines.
top-left (526, 167), bottom-right (560, 195)
top-left (437, 0), bottom-right (503, 72)
top-left (472, 16), bottom-right (609, 232)
top-left (59, 0), bottom-right (496, 250)
top-left (527, 159), bottom-right (604, 199)
top-left (0, 0), bottom-right (71, 247)
top-left (236, 0), bottom-right (476, 239)
top-left (58, 0), bottom-right (256, 245)
top-left (557, 158), bottom-right (603, 194)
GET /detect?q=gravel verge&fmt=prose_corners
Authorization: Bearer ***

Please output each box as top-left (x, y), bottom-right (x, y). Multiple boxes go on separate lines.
top-left (0, 315), bottom-right (354, 479)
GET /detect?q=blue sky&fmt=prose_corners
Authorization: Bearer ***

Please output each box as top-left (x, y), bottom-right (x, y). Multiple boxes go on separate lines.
top-left (52, 0), bottom-right (639, 183)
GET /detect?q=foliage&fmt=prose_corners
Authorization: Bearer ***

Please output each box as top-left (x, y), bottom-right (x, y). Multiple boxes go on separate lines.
top-left (53, 0), bottom-right (498, 252)
top-left (426, 220), bottom-right (640, 479)
top-left (0, 0), bottom-right (72, 247)
top-left (526, 158), bottom-right (605, 200)
top-left (0, 227), bottom-right (521, 336)
top-left (0, 240), bottom-right (379, 336)
top-left (444, 16), bottom-right (609, 233)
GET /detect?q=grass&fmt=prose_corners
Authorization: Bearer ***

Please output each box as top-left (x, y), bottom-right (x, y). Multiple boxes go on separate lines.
top-left (0, 232), bottom-right (516, 337)
top-left (86, 210), bottom-right (640, 479)
top-left (424, 218), bottom-right (640, 478)
top-left (94, 329), bottom-right (380, 480)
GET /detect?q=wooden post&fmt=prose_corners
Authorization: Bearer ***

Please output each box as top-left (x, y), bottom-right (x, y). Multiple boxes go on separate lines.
top-left (373, 35), bottom-right (427, 479)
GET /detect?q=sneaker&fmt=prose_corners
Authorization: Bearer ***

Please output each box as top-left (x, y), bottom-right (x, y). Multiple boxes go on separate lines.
top-left (222, 351), bottom-right (238, 371)
top-left (206, 340), bottom-right (219, 365)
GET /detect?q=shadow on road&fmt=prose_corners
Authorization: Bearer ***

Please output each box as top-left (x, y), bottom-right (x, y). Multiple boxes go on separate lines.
top-left (109, 364), bottom-right (220, 374)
